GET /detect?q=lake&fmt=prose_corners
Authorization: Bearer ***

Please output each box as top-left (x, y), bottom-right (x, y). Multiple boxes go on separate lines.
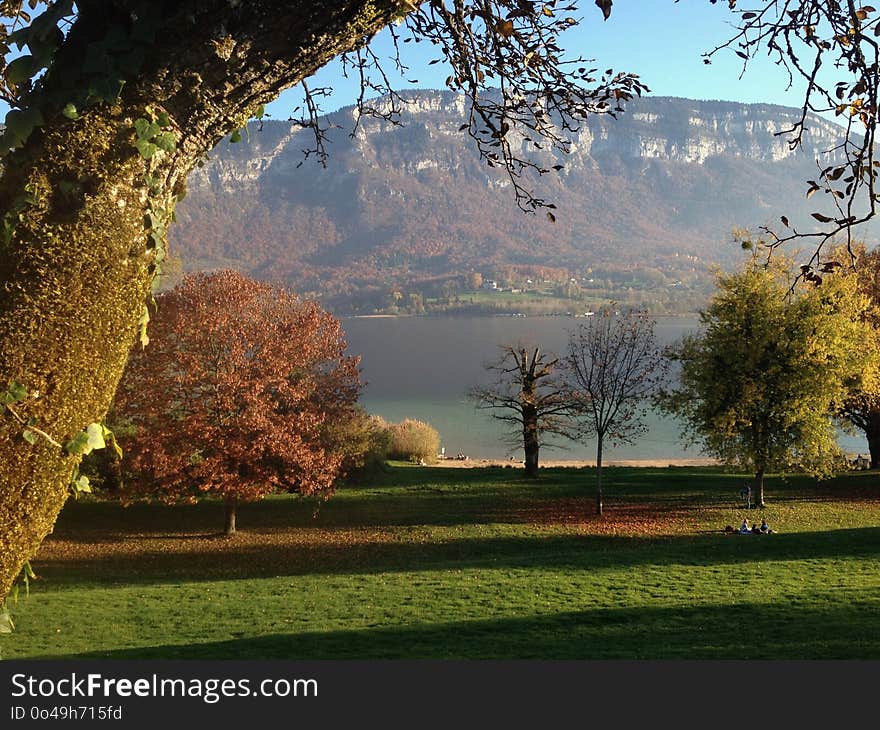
top-left (341, 315), bottom-right (868, 462)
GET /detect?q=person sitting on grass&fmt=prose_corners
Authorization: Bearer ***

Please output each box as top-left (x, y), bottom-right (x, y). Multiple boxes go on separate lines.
top-left (760, 518), bottom-right (773, 534)
top-left (739, 518), bottom-right (751, 534)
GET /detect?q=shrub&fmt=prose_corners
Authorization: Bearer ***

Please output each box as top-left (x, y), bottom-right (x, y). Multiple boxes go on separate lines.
top-left (326, 410), bottom-right (393, 480)
top-left (387, 418), bottom-right (441, 464)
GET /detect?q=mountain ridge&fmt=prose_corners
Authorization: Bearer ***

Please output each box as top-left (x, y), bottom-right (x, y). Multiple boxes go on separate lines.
top-left (169, 91), bottom-right (858, 313)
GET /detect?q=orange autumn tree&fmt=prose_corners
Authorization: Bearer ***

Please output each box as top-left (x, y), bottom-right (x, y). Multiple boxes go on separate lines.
top-left (115, 270), bottom-right (362, 534)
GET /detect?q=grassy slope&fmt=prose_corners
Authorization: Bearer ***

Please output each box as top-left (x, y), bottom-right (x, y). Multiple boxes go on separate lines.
top-left (2, 465), bottom-right (879, 659)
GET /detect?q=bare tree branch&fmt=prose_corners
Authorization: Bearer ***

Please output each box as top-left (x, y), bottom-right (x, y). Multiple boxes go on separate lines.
top-left (401, 0), bottom-right (649, 213)
top-left (706, 1), bottom-right (880, 279)
top-left (564, 308), bottom-right (667, 514)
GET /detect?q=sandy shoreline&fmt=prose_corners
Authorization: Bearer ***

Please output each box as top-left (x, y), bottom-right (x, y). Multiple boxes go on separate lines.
top-left (433, 457), bottom-right (718, 468)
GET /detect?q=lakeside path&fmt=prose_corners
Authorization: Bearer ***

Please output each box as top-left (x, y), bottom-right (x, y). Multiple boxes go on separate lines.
top-left (434, 457), bottom-right (719, 468)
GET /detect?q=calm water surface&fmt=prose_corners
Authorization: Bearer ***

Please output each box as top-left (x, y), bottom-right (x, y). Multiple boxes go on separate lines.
top-left (342, 315), bottom-right (867, 461)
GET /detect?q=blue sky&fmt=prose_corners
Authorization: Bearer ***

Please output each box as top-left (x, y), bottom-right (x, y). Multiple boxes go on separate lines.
top-left (263, 1), bottom-right (809, 121)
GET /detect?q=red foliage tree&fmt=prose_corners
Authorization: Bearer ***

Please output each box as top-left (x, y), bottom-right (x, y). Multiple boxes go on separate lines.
top-left (115, 270), bottom-right (361, 534)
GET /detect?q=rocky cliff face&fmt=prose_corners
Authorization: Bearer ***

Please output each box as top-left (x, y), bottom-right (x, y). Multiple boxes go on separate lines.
top-left (586, 97), bottom-right (838, 164)
top-left (187, 91), bottom-right (842, 184)
top-left (172, 90), bottom-right (852, 304)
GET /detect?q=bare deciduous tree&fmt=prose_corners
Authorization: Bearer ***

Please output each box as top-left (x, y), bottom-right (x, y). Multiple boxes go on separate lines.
top-left (564, 310), bottom-right (666, 515)
top-left (470, 344), bottom-right (574, 477)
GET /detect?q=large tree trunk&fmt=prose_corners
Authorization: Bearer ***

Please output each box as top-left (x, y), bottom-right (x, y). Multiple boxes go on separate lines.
top-left (0, 0), bottom-right (408, 602)
top-left (595, 434), bottom-right (604, 516)
top-left (752, 467), bottom-right (765, 509)
top-left (522, 402), bottom-right (540, 478)
top-left (523, 441), bottom-right (539, 478)
top-left (865, 412), bottom-right (880, 469)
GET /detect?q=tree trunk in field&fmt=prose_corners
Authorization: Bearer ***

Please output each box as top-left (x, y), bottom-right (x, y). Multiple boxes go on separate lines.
top-left (866, 412), bottom-right (880, 469)
top-left (523, 402), bottom-right (540, 478)
top-left (595, 434), bottom-right (604, 516)
top-left (752, 467), bottom-right (765, 508)
top-left (524, 441), bottom-right (539, 478)
top-left (224, 498), bottom-right (237, 536)
top-left (0, 0), bottom-right (409, 603)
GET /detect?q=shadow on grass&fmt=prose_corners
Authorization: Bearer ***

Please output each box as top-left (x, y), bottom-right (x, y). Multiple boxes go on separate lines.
top-left (44, 491), bottom-right (688, 541)
top-left (33, 526), bottom-right (880, 587)
top-left (62, 597), bottom-right (880, 660)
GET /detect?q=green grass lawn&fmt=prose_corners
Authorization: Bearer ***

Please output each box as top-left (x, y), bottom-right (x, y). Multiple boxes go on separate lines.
top-left (2, 464), bottom-right (879, 659)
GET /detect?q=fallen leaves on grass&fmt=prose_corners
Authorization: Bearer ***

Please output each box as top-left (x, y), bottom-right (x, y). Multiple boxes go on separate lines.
top-left (490, 498), bottom-right (696, 536)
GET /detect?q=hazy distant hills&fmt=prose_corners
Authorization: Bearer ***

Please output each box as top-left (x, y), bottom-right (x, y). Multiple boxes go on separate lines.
top-left (170, 90), bottom-right (853, 308)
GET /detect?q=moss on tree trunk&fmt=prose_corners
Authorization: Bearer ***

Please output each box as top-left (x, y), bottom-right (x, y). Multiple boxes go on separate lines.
top-left (0, 0), bottom-right (407, 602)
top-left (0, 112), bottom-right (158, 603)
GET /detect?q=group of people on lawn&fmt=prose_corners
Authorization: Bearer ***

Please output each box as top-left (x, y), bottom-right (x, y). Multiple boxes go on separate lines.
top-left (738, 517), bottom-right (773, 534)
top-left (731, 484), bottom-right (775, 534)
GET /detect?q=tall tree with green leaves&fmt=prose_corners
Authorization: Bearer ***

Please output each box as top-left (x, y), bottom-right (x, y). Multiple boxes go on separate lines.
top-left (660, 255), bottom-right (876, 507)
top-left (834, 245), bottom-right (880, 467)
